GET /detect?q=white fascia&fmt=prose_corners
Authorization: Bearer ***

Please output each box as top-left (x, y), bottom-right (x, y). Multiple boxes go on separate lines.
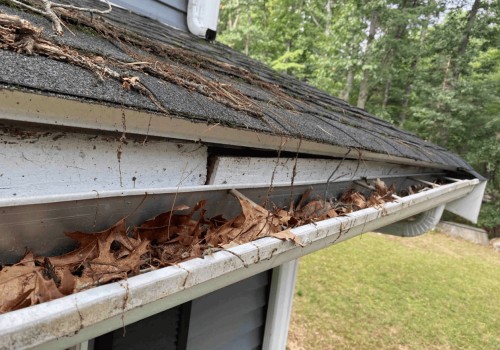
top-left (0, 179), bottom-right (480, 349)
top-left (0, 89), bottom-right (459, 171)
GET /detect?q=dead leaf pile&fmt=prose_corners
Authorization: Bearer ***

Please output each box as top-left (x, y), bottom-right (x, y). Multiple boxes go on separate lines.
top-left (0, 179), bottom-right (425, 314)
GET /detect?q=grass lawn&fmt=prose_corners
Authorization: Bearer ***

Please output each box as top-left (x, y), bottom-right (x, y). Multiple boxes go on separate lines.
top-left (288, 231), bottom-right (500, 350)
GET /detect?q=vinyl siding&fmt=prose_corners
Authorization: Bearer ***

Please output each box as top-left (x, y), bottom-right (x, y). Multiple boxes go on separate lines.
top-left (92, 271), bottom-right (271, 350)
top-left (186, 271), bottom-right (271, 350)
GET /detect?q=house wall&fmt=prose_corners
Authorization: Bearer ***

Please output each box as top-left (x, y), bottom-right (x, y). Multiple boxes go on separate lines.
top-left (111, 0), bottom-right (188, 31)
top-left (90, 271), bottom-right (272, 350)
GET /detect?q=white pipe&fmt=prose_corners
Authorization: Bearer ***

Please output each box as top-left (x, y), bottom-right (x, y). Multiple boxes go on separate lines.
top-left (378, 204), bottom-right (445, 237)
top-left (262, 260), bottom-right (299, 350)
top-left (187, 0), bottom-right (221, 38)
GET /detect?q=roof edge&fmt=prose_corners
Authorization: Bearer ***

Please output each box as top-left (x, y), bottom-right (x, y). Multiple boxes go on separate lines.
top-left (0, 88), bottom-right (461, 172)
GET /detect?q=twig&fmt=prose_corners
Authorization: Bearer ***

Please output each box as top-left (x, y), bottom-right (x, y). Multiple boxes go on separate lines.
top-left (51, 0), bottom-right (112, 14)
top-left (288, 137), bottom-right (302, 211)
top-left (324, 149), bottom-right (352, 201)
top-left (7, 0), bottom-right (112, 35)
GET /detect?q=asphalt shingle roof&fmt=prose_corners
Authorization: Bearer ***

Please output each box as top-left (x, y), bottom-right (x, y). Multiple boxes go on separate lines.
top-left (0, 0), bottom-right (479, 176)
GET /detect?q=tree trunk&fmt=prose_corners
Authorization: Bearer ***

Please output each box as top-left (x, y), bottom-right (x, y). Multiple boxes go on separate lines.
top-left (382, 76), bottom-right (391, 110)
top-left (441, 56), bottom-right (452, 91)
top-left (399, 79), bottom-right (412, 126)
top-left (357, 10), bottom-right (378, 109)
top-left (244, 0), bottom-right (251, 55)
top-left (341, 69), bottom-right (354, 101)
top-left (324, 0), bottom-right (332, 36)
top-left (451, 0), bottom-right (481, 80)
top-left (399, 20), bottom-right (428, 125)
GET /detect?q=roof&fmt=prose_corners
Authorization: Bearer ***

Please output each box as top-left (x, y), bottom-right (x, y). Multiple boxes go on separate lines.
top-left (0, 0), bottom-right (477, 176)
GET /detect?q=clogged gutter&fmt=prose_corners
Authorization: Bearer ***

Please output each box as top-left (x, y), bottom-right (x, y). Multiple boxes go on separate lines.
top-left (0, 178), bottom-right (430, 314)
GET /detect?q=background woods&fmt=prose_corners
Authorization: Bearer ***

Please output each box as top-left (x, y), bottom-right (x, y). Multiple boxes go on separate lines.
top-left (218, 0), bottom-right (499, 236)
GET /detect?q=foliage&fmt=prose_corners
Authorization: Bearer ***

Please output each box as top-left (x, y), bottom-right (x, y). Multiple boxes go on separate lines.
top-left (289, 232), bottom-right (500, 349)
top-left (218, 0), bottom-right (500, 231)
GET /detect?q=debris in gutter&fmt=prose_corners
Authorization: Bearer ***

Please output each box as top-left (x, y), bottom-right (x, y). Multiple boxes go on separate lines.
top-left (0, 179), bottom-right (434, 314)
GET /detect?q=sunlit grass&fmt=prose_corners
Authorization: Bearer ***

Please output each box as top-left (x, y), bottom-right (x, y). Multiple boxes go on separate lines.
top-left (288, 232), bottom-right (500, 350)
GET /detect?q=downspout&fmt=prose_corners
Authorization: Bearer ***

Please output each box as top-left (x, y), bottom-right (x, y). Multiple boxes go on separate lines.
top-left (187, 0), bottom-right (221, 40)
top-left (378, 205), bottom-right (445, 237)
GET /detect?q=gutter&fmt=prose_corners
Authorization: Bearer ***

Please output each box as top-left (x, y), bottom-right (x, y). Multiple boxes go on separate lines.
top-left (0, 179), bottom-right (480, 349)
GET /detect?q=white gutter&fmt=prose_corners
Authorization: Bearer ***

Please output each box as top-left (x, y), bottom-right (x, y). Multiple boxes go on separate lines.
top-left (187, 0), bottom-right (221, 39)
top-left (0, 179), bottom-right (479, 349)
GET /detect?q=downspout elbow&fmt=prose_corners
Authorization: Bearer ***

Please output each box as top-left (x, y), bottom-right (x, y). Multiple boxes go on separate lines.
top-left (378, 205), bottom-right (446, 237)
top-left (187, 0), bottom-right (221, 40)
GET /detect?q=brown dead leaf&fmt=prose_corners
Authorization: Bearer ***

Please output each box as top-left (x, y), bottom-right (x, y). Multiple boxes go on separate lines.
top-left (134, 201), bottom-right (206, 244)
top-left (296, 200), bottom-right (335, 220)
top-left (122, 76), bottom-right (140, 90)
top-left (368, 193), bottom-right (385, 207)
top-left (32, 272), bottom-right (65, 304)
top-left (56, 268), bottom-right (76, 295)
top-left (271, 230), bottom-right (304, 247)
top-left (322, 208), bottom-right (338, 219)
top-left (0, 289), bottom-right (33, 313)
top-left (374, 178), bottom-right (387, 195)
top-left (80, 224), bottom-right (150, 285)
top-left (0, 265), bottom-right (40, 313)
top-left (206, 196), bottom-right (273, 247)
top-left (341, 190), bottom-right (367, 209)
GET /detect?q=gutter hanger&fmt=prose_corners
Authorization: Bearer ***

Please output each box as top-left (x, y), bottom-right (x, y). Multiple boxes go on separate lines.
top-left (0, 179), bottom-right (480, 349)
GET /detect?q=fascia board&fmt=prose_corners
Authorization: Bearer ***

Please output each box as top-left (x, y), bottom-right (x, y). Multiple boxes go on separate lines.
top-left (0, 179), bottom-right (479, 349)
top-left (0, 89), bottom-right (457, 171)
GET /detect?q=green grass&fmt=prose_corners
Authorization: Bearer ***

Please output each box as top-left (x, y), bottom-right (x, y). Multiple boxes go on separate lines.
top-left (288, 232), bottom-right (500, 350)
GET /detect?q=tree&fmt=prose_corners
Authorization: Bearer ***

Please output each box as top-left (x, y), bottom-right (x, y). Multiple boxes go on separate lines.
top-left (218, 0), bottom-right (500, 233)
